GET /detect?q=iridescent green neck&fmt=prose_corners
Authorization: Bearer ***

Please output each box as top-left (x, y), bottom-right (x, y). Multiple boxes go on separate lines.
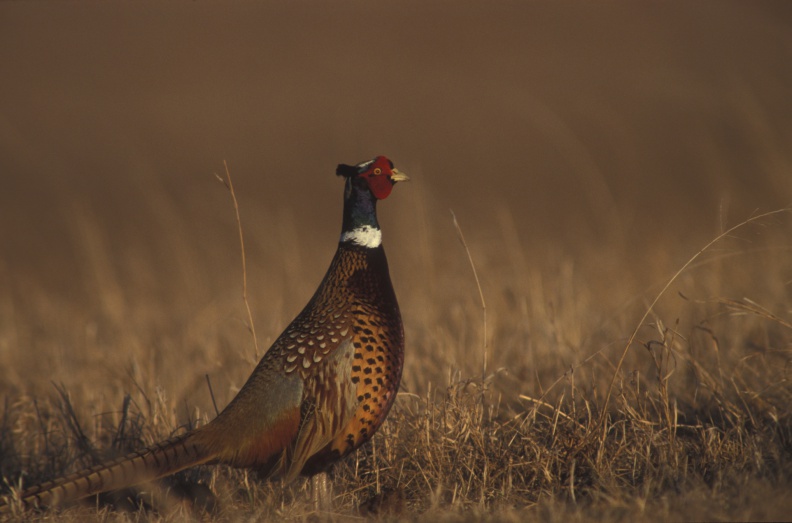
top-left (340, 178), bottom-right (381, 248)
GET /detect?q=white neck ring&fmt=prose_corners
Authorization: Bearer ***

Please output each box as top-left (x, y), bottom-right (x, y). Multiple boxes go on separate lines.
top-left (340, 225), bottom-right (382, 248)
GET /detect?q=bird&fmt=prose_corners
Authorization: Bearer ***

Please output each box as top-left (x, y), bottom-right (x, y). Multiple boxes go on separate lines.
top-left (0, 156), bottom-right (408, 513)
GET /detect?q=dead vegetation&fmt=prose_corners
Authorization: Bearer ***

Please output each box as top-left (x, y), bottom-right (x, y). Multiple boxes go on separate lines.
top-left (0, 190), bottom-right (790, 521)
top-left (1, 6), bottom-right (791, 518)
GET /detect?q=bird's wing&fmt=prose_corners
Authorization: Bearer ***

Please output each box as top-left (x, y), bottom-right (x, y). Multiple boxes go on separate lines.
top-left (281, 337), bottom-right (358, 482)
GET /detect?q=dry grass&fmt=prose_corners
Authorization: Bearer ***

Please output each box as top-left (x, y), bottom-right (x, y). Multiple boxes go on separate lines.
top-left (0, 181), bottom-right (790, 521)
top-left (2, 2), bottom-right (792, 521)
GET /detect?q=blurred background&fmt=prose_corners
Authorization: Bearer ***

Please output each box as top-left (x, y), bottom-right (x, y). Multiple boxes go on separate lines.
top-left (0, 2), bottom-right (790, 414)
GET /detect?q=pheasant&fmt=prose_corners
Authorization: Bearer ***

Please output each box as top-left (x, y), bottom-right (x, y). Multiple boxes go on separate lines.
top-left (0, 156), bottom-right (408, 513)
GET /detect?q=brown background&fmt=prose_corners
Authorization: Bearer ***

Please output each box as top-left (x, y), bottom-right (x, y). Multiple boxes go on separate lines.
top-left (1, 2), bottom-right (790, 405)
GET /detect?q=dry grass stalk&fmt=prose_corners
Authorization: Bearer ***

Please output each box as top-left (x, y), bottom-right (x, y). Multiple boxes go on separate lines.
top-left (1, 188), bottom-right (790, 521)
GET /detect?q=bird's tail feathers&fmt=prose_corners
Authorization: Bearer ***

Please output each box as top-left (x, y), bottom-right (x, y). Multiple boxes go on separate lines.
top-left (0, 431), bottom-right (214, 512)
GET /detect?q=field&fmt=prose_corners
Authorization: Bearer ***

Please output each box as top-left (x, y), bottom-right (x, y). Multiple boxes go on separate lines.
top-left (1, 2), bottom-right (792, 521)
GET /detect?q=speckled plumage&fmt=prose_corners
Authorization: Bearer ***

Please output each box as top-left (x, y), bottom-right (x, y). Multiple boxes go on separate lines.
top-left (0, 156), bottom-right (407, 513)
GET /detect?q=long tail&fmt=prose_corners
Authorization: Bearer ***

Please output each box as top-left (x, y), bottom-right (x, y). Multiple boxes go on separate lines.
top-left (0, 431), bottom-right (215, 512)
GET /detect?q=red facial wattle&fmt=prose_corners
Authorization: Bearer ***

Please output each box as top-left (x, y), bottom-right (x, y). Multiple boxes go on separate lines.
top-left (363, 156), bottom-right (396, 200)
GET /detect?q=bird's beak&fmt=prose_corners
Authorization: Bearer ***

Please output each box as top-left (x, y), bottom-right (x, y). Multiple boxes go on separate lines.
top-left (390, 169), bottom-right (410, 183)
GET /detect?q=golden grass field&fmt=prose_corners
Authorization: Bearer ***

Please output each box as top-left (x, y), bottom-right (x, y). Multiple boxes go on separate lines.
top-left (1, 2), bottom-right (792, 521)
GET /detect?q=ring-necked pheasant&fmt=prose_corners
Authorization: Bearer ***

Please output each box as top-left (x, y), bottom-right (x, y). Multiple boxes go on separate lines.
top-left (0, 156), bottom-right (408, 513)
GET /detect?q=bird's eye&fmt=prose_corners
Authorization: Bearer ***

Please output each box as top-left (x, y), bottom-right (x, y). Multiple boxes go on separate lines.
top-left (373, 168), bottom-right (382, 175)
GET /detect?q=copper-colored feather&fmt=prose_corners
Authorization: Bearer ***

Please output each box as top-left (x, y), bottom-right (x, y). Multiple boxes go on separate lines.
top-left (0, 157), bottom-right (406, 513)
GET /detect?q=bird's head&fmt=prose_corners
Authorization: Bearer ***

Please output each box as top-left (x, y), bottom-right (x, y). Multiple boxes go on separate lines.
top-left (336, 156), bottom-right (409, 200)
